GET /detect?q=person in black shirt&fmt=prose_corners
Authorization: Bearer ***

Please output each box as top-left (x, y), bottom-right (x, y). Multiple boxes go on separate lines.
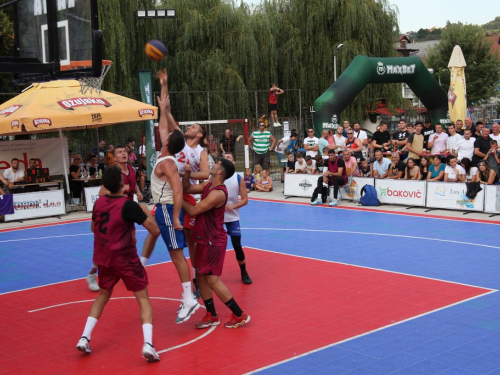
top-left (387, 153), bottom-right (406, 179)
top-left (371, 121), bottom-right (391, 152)
top-left (392, 120), bottom-right (409, 151)
top-left (314, 153), bottom-right (326, 173)
top-left (285, 152), bottom-right (295, 173)
top-left (358, 158), bottom-right (371, 177)
top-left (219, 128), bottom-right (243, 157)
top-left (473, 127), bottom-right (492, 166)
top-left (422, 120), bottom-right (435, 145)
top-left (458, 117), bottom-right (476, 136)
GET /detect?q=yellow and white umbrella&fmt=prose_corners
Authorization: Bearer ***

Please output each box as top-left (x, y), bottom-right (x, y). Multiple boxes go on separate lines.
top-left (447, 45), bottom-right (467, 127)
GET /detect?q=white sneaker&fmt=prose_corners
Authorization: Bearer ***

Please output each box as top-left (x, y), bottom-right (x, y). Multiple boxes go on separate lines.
top-left (76, 337), bottom-right (91, 353)
top-left (311, 198), bottom-right (323, 206)
top-left (273, 122), bottom-right (282, 127)
top-left (175, 299), bottom-right (200, 324)
top-left (86, 274), bottom-right (99, 292)
top-left (329, 199), bottom-right (338, 207)
top-left (142, 342), bottom-right (160, 362)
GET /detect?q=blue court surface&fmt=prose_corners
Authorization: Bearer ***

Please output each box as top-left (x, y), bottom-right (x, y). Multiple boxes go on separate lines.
top-left (2, 199), bottom-right (500, 374)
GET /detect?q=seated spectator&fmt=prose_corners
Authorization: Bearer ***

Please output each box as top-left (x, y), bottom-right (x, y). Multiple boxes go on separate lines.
top-left (244, 168), bottom-right (255, 192)
top-left (138, 136), bottom-right (146, 160)
top-left (69, 155), bottom-right (83, 202)
top-left (387, 153), bottom-right (405, 179)
top-left (127, 137), bottom-right (139, 161)
top-left (137, 158), bottom-right (148, 193)
top-left (314, 153), bottom-right (326, 173)
top-left (255, 169), bottom-right (273, 192)
top-left (286, 132), bottom-right (299, 155)
top-left (310, 148), bottom-right (347, 207)
top-left (2, 158), bottom-right (25, 190)
top-left (461, 158), bottom-right (477, 182)
top-left (342, 149), bottom-right (359, 176)
top-left (294, 152), bottom-right (307, 174)
top-left (484, 140), bottom-right (500, 177)
top-left (107, 144), bottom-right (115, 166)
top-left (305, 155), bottom-right (316, 174)
top-left (405, 158), bottom-right (421, 180)
top-left (285, 152), bottom-right (296, 173)
top-left (28, 158), bottom-right (37, 169)
top-left (476, 160), bottom-right (499, 185)
top-left (88, 155), bottom-right (101, 178)
top-left (371, 149), bottom-right (391, 178)
top-left (419, 156), bottom-right (430, 180)
top-left (427, 156), bottom-right (445, 181)
top-left (0, 173), bottom-right (9, 194)
top-left (444, 155), bottom-right (466, 183)
top-left (253, 164), bottom-right (263, 184)
top-left (358, 158), bottom-right (371, 177)
top-left (125, 145), bottom-right (137, 164)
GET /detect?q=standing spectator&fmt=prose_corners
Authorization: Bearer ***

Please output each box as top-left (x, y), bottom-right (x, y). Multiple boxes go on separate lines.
top-left (460, 158), bottom-right (477, 182)
top-left (459, 117), bottom-right (476, 136)
top-left (205, 134), bottom-right (218, 157)
top-left (138, 136), bottom-right (146, 160)
top-left (332, 125), bottom-right (347, 153)
top-left (107, 144), bottom-right (115, 167)
top-left (327, 129), bottom-right (335, 146)
top-left (406, 121), bottom-right (424, 163)
top-left (258, 114), bottom-right (269, 130)
top-left (427, 123), bottom-right (448, 156)
top-left (275, 133), bottom-right (292, 183)
top-left (473, 127), bottom-right (493, 166)
top-left (405, 158), bottom-right (421, 180)
top-left (342, 120), bottom-right (351, 137)
top-left (285, 152), bottom-right (296, 173)
top-left (219, 128), bottom-right (243, 157)
top-left (422, 119), bottom-right (435, 145)
top-left (444, 155), bottom-right (466, 183)
top-left (345, 129), bottom-right (363, 161)
top-left (490, 123), bottom-right (500, 143)
top-left (352, 122), bottom-right (369, 153)
top-left (484, 140), bottom-right (500, 177)
top-left (371, 149), bottom-right (391, 178)
top-left (342, 149), bottom-right (359, 176)
top-left (455, 119), bottom-right (465, 134)
top-left (427, 156), bottom-right (445, 181)
top-left (127, 137), bottom-right (139, 161)
top-left (318, 129), bottom-right (330, 156)
top-left (268, 83), bottom-right (284, 127)
top-left (445, 124), bottom-right (462, 156)
top-left (255, 169), bottom-right (273, 192)
top-left (310, 149), bottom-right (347, 207)
top-left (371, 121), bottom-right (391, 152)
top-left (2, 158), bottom-right (25, 188)
top-left (69, 155), bottom-right (83, 203)
top-left (125, 145), bottom-right (137, 164)
top-left (244, 168), bottom-right (255, 192)
top-left (92, 140), bottom-right (106, 164)
top-left (387, 153), bottom-right (405, 179)
top-left (248, 121), bottom-right (275, 173)
top-left (476, 160), bottom-right (499, 185)
top-left (454, 129), bottom-right (475, 161)
top-left (419, 156), bottom-right (430, 180)
top-left (391, 119), bottom-right (409, 152)
top-left (474, 121), bottom-right (484, 139)
top-left (406, 123), bottom-right (414, 134)
top-left (303, 127), bottom-right (319, 157)
top-left (358, 158), bottom-right (371, 177)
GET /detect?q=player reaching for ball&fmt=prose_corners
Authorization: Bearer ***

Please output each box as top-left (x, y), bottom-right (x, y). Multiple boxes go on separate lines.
top-left (76, 166), bottom-right (161, 362)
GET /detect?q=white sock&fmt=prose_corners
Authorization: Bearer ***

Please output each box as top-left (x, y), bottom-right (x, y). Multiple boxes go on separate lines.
top-left (142, 323), bottom-right (153, 345)
top-left (140, 257), bottom-right (148, 267)
top-left (317, 194), bottom-right (322, 200)
top-left (182, 281), bottom-right (192, 303)
top-left (82, 317), bottom-right (98, 340)
top-left (322, 183), bottom-right (328, 188)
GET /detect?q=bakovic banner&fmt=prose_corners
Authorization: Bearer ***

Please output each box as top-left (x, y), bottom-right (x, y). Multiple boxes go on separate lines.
top-left (426, 181), bottom-right (484, 211)
top-left (0, 137), bottom-right (69, 175)
top-left (375, 179), bottom-right (426, 206)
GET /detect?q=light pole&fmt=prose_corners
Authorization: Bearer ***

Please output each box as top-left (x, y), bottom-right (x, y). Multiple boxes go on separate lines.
top-left (334, 43), bottom-right (344, 81)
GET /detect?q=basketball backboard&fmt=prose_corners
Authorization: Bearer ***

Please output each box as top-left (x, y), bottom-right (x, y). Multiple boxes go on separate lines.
top-left (0, 0), bottom-right (103, 85)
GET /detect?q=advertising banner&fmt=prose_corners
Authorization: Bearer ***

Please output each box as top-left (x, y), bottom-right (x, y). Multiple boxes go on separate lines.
top-left (284, 173), bottom-right (317, 197)
top-left (375, 179), bottom-right (426, 206)
top-left (484, 185), bottom-right (500, 214)
top-left (4, 190), bottom-right (66, 221)
top-left (426, 181), bottom-right (484, 211)
top-left (339, 177), bottom-right (374, 201)
top-left (0, 137), bottom-right (69, 175)
top-left (84, 186), bottom-right (101, 212)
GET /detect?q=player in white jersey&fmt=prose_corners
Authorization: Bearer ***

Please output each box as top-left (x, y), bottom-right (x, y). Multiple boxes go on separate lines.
top-left (222, 153), bottom-right (252, 284)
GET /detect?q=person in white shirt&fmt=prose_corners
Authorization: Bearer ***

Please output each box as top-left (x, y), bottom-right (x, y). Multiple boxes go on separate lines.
top-left (427, 123), bottom-right (449, 155)
top-left (444, 155), bottom-right (466, 182)
top-left (490, 123), bottom-right (500, 143)
top-left (453, 129), bottom-right (475, 161)
top-left (445, 124), bottom-right (462, 155)
top-left (332, 125), bottom-right (347, 153)
top-left (304, 155), bottom-right (316, 174)
top-left (275, 133), bottom-right (291, 182)
top-left (303, 127), bottom-right (319, 157)
top-left (2, 158), bottom-right (25, 189)
top-left (294, 152), bottom-right (307, 173)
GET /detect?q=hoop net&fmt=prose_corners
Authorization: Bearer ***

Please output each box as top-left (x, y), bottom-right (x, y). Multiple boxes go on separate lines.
top-left (60, 60), bottom-right (112, 95)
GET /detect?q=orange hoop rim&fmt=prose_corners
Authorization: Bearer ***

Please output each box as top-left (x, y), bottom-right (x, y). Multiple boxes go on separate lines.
top-left (60, 60), bottom-right (112, 71)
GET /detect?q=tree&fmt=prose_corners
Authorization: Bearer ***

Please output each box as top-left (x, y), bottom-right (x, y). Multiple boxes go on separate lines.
top-left (426, 22), bottom-right (500, 105)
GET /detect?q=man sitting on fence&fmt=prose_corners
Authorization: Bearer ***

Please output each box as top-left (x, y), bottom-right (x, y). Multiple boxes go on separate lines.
top-left (310, 148), bottom-right (347, 207)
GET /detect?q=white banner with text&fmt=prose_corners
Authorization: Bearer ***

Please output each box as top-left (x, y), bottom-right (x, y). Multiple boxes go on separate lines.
top-left (84, 187), bottom-right (139, 212)
top-left (5, 190), bottom-right (66, 221)
top-left (284, 173), bottom-right (318, 197)
top-left (0, 138), bottom-right (69, 175)
top-left (484, 185), bottom-right (500, 214)
top-left (426, 181), bottom-right (484, 211)
top-left (375, 179), bottom-right (426, 206)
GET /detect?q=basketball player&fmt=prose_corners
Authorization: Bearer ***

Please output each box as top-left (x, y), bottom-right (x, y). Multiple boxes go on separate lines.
top-left (142, 68), bottom-right (209, 299)
top-left (182, 160), bottom-right (251, 329)
top-left (85, 146), bottom-right (157, 292)
top-left (222, 153), bottom-right (252, 284)
top-left (141, 92), bottom-right (200, 324)
top-left (76, 166), bottom-right (161, 362)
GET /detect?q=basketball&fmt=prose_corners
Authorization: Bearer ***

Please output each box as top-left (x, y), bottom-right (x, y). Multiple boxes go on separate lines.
top-left (145, 40), bottom-right (167, 61)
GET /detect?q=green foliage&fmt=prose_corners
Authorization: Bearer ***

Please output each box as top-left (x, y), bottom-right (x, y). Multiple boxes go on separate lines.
top-left (482, 16), bottom-right (500, 34)
top-left (426, 22), bottom-right (500, 105)
top-left (0, 6), bottom-right (17, 93)
top-left (415, 27), bottom-right (442, 41)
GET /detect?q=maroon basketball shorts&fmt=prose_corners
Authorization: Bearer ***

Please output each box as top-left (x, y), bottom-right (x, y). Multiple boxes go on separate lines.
top-left (98, 260), bottom-right (148, 292)
top-left (194, 242), bottom-right (227, 276)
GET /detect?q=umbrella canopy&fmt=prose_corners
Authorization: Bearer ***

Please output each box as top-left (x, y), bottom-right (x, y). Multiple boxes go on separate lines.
top-left (0, 80), bottom-right (157, 136)
top-left (447, 45), bottom-right (467, 127)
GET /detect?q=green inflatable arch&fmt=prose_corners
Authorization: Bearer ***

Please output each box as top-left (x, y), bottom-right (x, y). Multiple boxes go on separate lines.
top-left (313, 56), bottom-right (448, 134)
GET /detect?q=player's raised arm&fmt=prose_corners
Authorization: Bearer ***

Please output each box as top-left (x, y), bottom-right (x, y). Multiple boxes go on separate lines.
top-left (183, 189), bottom-right (225, 217)
top-left (156, 69), bottom-right (180, 144)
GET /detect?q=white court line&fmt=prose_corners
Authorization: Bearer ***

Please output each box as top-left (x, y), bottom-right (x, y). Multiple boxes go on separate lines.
top-left (244, 289), bottom-right (497, 374)
top-left (29, 296), bottom-right (214, 354)
top-left (0, 232), bottom-right (92, 243)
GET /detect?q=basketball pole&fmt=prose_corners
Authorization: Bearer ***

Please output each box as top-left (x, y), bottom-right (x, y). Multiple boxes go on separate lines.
top-left (59, 128), bottom-right (70, 195)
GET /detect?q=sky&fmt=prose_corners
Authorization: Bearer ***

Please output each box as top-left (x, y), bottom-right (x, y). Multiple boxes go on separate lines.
top-left (244, 0), bottom-right (498, 33)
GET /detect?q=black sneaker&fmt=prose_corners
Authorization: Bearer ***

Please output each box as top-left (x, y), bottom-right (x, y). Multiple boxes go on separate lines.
top-left (241, 271), bottom-right (253, 284)
top-left (193, 278), bottom-right (201, 299)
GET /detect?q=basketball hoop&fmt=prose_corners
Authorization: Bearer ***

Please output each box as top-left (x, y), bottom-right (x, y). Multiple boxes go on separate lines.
top-left (60, 60), bottom-right (112, 95)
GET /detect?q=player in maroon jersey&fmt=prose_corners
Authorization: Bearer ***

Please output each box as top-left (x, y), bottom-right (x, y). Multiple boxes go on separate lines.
top-left (76, 166), bottom-right (162, 362)
top-left (182, 159), bottom-right (251, 329)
